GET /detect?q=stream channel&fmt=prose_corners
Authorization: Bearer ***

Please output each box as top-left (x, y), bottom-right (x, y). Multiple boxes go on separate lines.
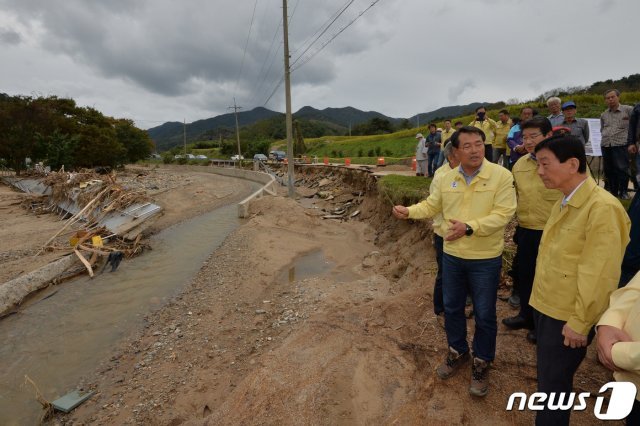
top-left (0, 182), bottom-right (260, 425)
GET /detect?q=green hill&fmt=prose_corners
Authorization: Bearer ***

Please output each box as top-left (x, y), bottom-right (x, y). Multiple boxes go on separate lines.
top-left (295, 91), bottom-right (640, 165)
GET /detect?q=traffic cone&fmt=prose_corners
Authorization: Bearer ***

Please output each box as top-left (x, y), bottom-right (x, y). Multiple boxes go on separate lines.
top-left (323, 157), bottom-right (329, 165)
top-left (345, 158), bottom-right (351, 166)
top-left (377, 157), bottom-right (385, 166)
top-left (412, 156), bottom-right (417, 171)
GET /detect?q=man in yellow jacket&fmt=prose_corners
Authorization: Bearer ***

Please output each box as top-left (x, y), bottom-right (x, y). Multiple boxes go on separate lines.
top-left (597, 274), bottom-right (640, 424)
top-left (502, 117), bottom-right (562, 344)
top-left (530, 135), bottom-right (631, 425)
top-left (469, 105), bottom-right (497, 162)
top-left (493, 110), bottom-right (512, 167)
top-left (392, 126), bottom-right (516, 397)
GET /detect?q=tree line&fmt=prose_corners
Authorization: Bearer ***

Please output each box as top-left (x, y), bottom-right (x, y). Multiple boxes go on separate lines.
top-left (0, 94), bottom-right (154, 175)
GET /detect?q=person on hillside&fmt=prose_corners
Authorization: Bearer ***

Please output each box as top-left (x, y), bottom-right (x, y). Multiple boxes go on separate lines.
top-left (558, 101), bottom-right (589, 146)
top-left (493, 110), bottom-right (512, 167)
top-left (392, 126), bottom-right (516, 397)
top-left (469, 106), bottom-right (497, 162)
top-left (530, 135), bottom-right (630, 425)
top-left (415, 133), bottom-right (428, 176)
top-left (426, 124), bottom-right (442, 177)
top-left (596, 275), bottom-right (640, 425)
top-left (501, 117), bottom-right (562, 345)
top-left (601, 89), bottom-right (634, 199)
top-left (437, 120), bottom-right (456, 167)
top-left (506, 106), bottom-right (534, 171)
top-left (430, 139), bottom-right (460, 324)
top-left (546, 96), bottom-right (564, 126)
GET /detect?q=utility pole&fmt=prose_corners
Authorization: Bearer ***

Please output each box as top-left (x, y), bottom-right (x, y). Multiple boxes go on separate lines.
top-left (228, 98), bottom-right (243, 159)
top-left (349, 121), bottom-right (351, 137)
top-left (283, 0), bottom-right (294, 197)
top-left (183, 119), bottom-right (187, 156)
top-left (417, 114), bottom-right (420, 129)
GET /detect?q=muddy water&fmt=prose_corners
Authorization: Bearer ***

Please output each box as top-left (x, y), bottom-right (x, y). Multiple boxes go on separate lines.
top-left (277, 249), bottom-right (359, 285)
top-left (0, 196), bottom-right (256, 425)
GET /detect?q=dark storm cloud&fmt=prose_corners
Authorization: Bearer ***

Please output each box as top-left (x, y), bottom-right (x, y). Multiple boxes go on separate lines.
top-left (1, 0), bottom-right (382, 100)
top-left (0, 27), bottom-right (21, 44)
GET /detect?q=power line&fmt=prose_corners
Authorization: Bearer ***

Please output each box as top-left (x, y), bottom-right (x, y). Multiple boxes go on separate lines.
top-left (262, 75), bottom-right (285, 107)
top-left (249, 14), bottom-right (283, 106)
top-left (290, 0), bottom-right (355, 66)
top-left (292, 0), bottom-right (382, 72)
top-left (290, 0), bottom-right (350, 55)
top-left (261, 0), bottom-right (353, 107)
top-left (234, 0), bottom-right (259, 98)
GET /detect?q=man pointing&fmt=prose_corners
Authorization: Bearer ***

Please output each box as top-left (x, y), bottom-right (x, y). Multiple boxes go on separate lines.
top-left (393, 126), bottom-right (516, 397)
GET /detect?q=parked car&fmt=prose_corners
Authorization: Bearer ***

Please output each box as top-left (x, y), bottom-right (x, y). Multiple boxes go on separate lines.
top-left (269, 150), bottom-right (287, 162)
top-left (230, 155), bottom-right (245, 160)
top-left (195, 154), bottom-right (208, 160)
top-left (185, 154), bottom-right (196, 159)
top-left (253, 154), bottom-right (268, 162)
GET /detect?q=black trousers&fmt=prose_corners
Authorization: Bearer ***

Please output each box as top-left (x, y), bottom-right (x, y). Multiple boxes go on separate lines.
top-left (602, 146), bottom-right (630, 197)
top-left (533, 310), bottom-right (595, 426)
top-left (433, 234), bottom-right (444, 315)
top-left (484, 144), bottom-right (493, 162)
top-left (516, 227), bottom-right (543, 326)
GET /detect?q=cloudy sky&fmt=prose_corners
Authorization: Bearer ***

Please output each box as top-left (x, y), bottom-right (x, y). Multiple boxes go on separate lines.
top-left (1, 0), bottom-right (637, 129)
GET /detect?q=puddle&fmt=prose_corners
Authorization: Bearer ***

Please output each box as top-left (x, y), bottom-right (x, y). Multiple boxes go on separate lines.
top-left (0, 184), bottom-right (259, 425)
top-left (277, 249), bottom-right (358, 285)
top-left (297, 197), bottom-right (319, 210)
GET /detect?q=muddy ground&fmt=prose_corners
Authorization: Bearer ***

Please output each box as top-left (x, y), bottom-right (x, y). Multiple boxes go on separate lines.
top-left (0, 166), bottom-right (617, 425)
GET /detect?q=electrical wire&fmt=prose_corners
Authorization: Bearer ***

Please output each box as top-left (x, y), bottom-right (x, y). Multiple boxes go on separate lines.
top-left (289, 0), bottom-right (355, 66)
top-left (292, 0), bottom-right (382, 72)
top-left (234, 0), bottom-right (259, 98)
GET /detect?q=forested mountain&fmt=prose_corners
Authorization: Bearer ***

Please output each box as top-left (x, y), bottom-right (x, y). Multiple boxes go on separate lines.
top-left (147, 106), bottom-right (403, 151)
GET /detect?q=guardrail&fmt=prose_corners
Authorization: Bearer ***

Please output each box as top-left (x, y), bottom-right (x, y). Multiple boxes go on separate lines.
top-left (0, 166), bottom-right (15, 177)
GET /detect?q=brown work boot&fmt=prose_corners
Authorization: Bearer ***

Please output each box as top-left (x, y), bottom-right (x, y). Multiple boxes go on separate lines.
top-left (436, 347), bottom-right (470, 379)
top-left (469, 357), bottom-right (490, 397)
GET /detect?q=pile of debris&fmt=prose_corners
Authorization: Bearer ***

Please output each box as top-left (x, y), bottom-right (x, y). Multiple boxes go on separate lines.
top-left (0, 169), bottom-right (158, 317)
top-left (277, 169), bottom-right (365, 220)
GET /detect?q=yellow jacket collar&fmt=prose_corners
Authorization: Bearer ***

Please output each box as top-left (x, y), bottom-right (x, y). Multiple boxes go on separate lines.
top-left (566, 176), bottom-right (596, 209)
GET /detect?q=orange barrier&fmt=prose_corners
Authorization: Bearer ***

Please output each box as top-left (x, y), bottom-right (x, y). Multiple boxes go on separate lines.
top-left (345, 158), bottom-right (351, 166)
top-left (323, 157), bottom-right (329, 165)
top-left (412, 156), bottom-right (417, 171)
top-left (377, 157), bottom-right (385, 166)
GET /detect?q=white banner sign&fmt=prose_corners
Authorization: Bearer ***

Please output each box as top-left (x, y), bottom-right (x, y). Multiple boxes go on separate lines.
top-left (585, 118), bottom-right (602, 157)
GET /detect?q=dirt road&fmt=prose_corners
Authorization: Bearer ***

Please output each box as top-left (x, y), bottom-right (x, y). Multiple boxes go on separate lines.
top-left (40, 166), bottom-right (614, 426)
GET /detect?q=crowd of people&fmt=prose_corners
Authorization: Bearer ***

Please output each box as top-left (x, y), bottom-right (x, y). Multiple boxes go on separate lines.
top-left (399, 90), bottom-right (640, 425)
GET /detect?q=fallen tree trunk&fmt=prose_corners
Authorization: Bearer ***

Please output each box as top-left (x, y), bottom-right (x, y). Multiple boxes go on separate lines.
top-left (0, 255), bottom-right (79, 318)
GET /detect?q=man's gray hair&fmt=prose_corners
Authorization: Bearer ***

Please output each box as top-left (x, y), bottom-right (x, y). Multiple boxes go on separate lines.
top-left (546, 96), bottom-right (561, 106)
top-left (443, 142), bottom-right (454, 160)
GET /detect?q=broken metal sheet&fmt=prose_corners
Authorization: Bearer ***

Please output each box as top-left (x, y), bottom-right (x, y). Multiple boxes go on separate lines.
top-left (1, 177), bottom-right (162, 238)
top-left (51, 389), bottom-right (95, 413)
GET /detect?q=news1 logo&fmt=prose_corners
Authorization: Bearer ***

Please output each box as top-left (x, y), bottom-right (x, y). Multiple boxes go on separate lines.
top-left (506, 382), bottom-right (637, 420)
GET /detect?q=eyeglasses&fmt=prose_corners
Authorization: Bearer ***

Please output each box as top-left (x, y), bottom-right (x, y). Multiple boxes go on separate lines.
top-left (522, 132), bottom-right (543, 141)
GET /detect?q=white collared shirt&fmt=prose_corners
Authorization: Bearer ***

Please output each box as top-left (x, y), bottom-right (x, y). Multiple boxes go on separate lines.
top-left (561, 178), bottom-right (588, 209)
